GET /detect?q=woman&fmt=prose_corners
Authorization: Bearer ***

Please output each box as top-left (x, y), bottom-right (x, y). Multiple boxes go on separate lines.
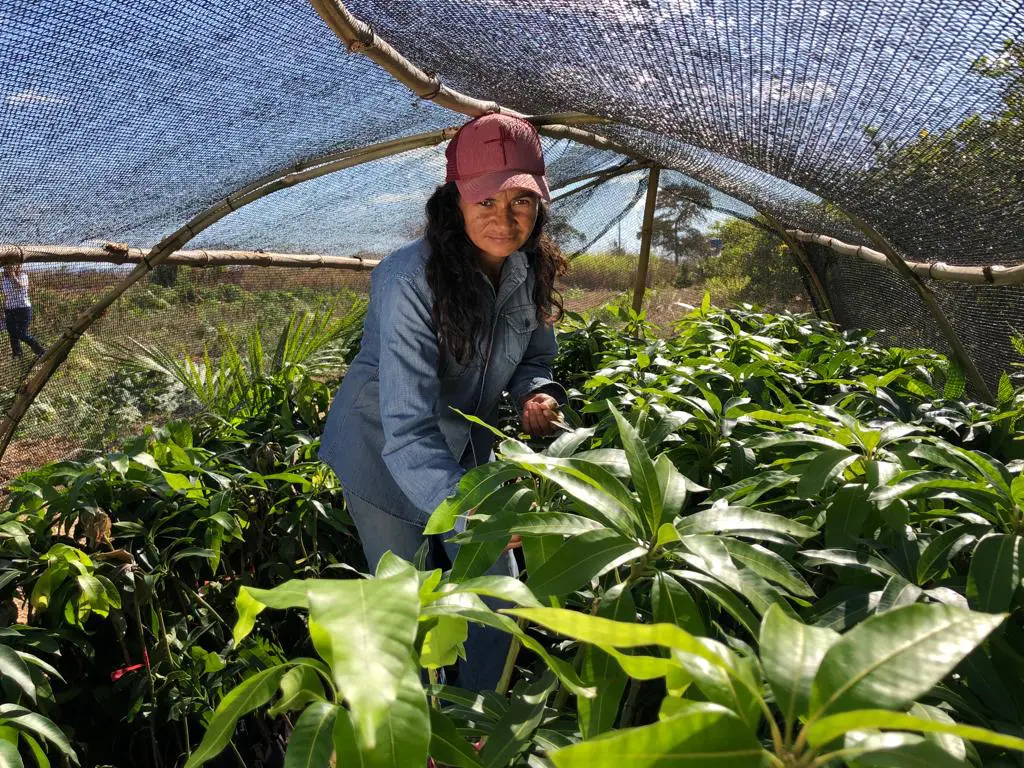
top-left (2, 264), bottom-right (46, 360)
top-left (319, 113), bottom-right (567, 691)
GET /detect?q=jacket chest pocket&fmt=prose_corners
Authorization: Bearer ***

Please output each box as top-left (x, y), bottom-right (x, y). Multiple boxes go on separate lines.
top-left (502, 305), bottom-right (538, 365)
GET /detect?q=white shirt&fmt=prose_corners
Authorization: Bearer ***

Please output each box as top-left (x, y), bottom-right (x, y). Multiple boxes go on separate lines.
top-left (2, 273), bottom-right (31, 310)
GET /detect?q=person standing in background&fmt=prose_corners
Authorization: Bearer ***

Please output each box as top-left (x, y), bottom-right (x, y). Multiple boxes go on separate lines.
top-left (2, 265), bottom-right (46, 360)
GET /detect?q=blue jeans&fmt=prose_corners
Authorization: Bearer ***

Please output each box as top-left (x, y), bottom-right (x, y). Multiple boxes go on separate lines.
top-left (344, 489), bottom-right (516, 693)
top-left (5, 308), bottom-right (44, 358)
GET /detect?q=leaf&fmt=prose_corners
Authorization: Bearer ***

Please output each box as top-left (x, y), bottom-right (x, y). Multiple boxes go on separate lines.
top-left (501, 443), bottom-right (639, 536)
top-left (428, 709), bottom-right (481, 768)
top-left (654, 454), bottom-right (688, 520)
top-left (677, 506), bottom-right (816, 540)
top-left (479, 673), bottom-right (557, 768)
top-left (609, 407), bottom-right (663, 535)
top-left (356, 660), bottom-right (430, 768)
top-left (579, 584), bottom-right (635, 738)
top-left (425, 463), bottom-right (525, 535)
top-left (824, 484), bottom-right (871, 549)
top-left (0, 739), bottom-right (23, 768)
top-left (799, 549), bottom-right (901, 580)
top-left (809, 604), bottom-right (1006, 720)
top-left (760, 604), bottom-right (839, 729)
top-left (997, 372), bottom-right (1015, 405)
top-left (908, 701), bottom-right (968, 761)
top-left (868, 474), bottom-right (1001, 506)
top-left (419, 616), bottom-right (468, 668)
top-left (917, 524), bottom-right (989, 584)
top-left (876, 575), bottom-right (923, 613)
top-left (719, 539), bottom-right (815, 597)
top-left (449, 486), bottom-right (532, 581)
top-left (0, 706), bottom-right (76, 764)
top-left (550, 703), bottom-right (766, 767)
top-left (305, 569), bottom-right (421, 748)
top-left (682, 535), bottom-right (790, 616)
top-left (522, 533), bottom-right (563, 578)
top-left (807, 709), bottom-right (1024, 754)
top-left (451, 513), bottom-right (606, 542)
top-left (670, 570), bottom-right (761, 639)
top-left (798, 449), bottom-right (860, 498)
top-left (652, 572), bottom-right (705, 636)
top-left (0, 646), bottom-right (35, 704)
top-left (20, 733), bottom-right (49, 768)
top-left (843, 731), bottom-right (970, 768)
top-left (434, 575), bottom-right (542, 610)
top-left (425, 684), bottom-right (507, 722)
top-left (525, 529), bottom-right (645, 599)
top-left (331, 708), bottom-right (365, 768)
top-left (424, 595), bottom-right (595, 699)
top-left (502, 608), bottom-right (744, 689)
top-left (966, 534), bottom-right (1022, 613)
top-left (169, 547), bottom-right (216, 564)
top-left (184, 665), bottom-right (293, 768)
top-left (267, 664), bottom-right (327, 717)
top-left (283, 702), bottom-right (338, 768)
top-left (234, 581), bottom-right (311, 645)
top-left (943, 365), bottom-right (966, 399)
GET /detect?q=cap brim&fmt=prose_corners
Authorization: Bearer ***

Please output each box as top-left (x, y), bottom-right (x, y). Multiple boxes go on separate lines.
top-left (456, 170), bottom-right (550, 205)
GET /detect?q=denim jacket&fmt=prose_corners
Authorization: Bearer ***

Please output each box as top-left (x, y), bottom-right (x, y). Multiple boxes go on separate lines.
top-left (318, 238), bottom-right (565, 526)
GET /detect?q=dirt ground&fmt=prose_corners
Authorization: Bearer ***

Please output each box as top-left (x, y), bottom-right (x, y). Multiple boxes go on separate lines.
top-left (0, 436), bottom-right (83, 486)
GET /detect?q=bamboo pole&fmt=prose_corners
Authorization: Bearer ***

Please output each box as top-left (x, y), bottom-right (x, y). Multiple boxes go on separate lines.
top-left (760, 214), bottom-right (833, 320)
top-left (307, 0), bottom-right (642, 161)
top-left (631, 167), bottom-right (661, 314)
top-left (554, 161), bottom-right (648, 192)
top-left (0, 245), bottom-right (381, 270)
top-left (0, 127), bottom-right (459, 460)
top-left (786, 229), bottom-right (1024, 286)
top-left (550, 163), bottom-right (649, 204)
top-left (845, 215), bottom-right (995, 405)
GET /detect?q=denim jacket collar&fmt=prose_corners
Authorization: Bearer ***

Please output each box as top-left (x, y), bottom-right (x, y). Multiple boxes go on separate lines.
top-left (475, 249), bottom-right (529, 307)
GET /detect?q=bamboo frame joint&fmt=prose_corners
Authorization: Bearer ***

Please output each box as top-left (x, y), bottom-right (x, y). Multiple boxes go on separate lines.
top-left (420, 73), bottom-right (442, 101)
top-left (345, 23), bottom-right (375, 53)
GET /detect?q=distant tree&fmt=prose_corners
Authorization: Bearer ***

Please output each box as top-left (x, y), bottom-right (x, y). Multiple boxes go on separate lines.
top-left (150, 263), bottom-right (179, 288)
top-left (641, 181), bottom-right (713, 276)
top-left (860, 39), bottom-right (1022, 253)
top-left (547, 214), bottom-right (586, 250)
top-left (705, 217), bottom-right (802, 304)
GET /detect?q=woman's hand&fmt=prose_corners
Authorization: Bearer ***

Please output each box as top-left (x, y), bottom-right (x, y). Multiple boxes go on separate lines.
top-left (520, 392), bottom-right (562, 437)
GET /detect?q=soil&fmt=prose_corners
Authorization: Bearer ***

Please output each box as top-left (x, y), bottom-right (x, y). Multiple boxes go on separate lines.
top-left (0, 435), bottom-right (83, 485)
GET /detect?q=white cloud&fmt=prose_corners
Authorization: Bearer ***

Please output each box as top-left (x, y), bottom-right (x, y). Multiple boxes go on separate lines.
top-left (5, 89), bottom-right (65, 106)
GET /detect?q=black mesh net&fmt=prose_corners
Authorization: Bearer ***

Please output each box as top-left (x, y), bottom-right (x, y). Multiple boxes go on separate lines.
top-left (1, 0), bottom-right (1022, 474)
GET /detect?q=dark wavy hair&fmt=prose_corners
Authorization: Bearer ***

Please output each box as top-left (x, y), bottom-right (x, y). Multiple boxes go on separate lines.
top-left (424, 182), bottom-right (567, 365)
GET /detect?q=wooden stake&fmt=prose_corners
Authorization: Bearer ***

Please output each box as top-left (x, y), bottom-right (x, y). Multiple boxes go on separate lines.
top-left (631, 167), bottom-right (661, 314)
top-left (846, 215), bottom-right (995, 405)
top-left (760, 213), bottom-right (834, 320)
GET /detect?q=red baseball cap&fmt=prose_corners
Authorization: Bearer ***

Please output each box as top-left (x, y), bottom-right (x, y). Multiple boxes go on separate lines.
top-left (445, 113), bottom-right (551, 204)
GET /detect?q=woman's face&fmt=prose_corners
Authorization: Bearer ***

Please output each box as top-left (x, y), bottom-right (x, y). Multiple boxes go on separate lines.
top-left (458, 187), bottom-right (540, 263)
